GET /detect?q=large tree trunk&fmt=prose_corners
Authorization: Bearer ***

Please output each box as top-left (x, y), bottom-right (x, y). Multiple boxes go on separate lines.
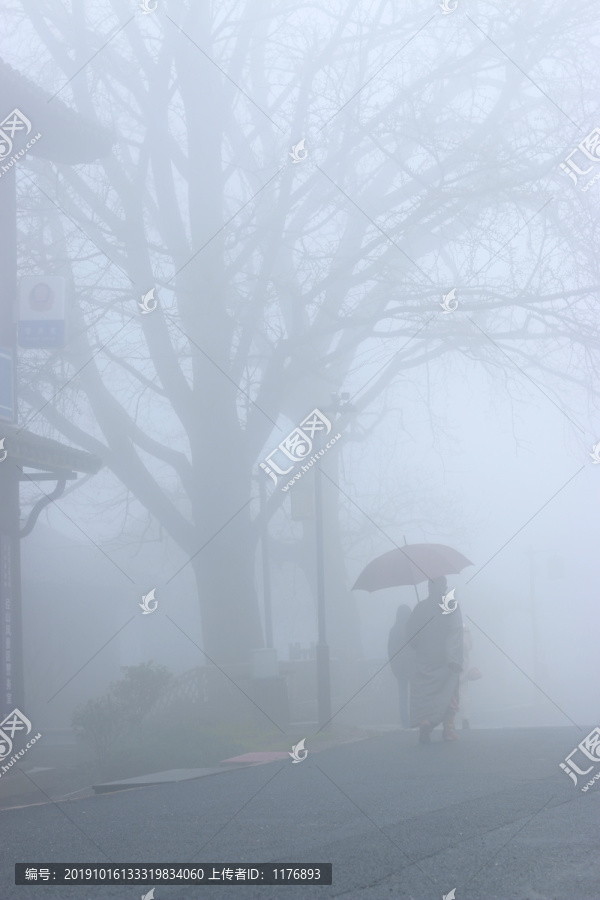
top-left (190, 506), bottom-right (264, 666)
top-left (186, 367), bottom-right (266, 663)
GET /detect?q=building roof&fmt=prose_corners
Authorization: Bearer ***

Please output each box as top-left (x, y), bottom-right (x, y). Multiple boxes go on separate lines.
top-left (3, 424), bottom-right (103, 474)
top-left (0, 56), bottom-right (114, 164)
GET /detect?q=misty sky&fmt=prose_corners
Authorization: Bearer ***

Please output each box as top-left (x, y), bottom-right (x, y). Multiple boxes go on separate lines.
top-left (1, 0), bottom-right (598, 734)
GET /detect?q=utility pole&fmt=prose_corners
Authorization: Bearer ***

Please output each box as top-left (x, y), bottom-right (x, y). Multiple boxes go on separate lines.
top-left (0, 164), bottom-right (23, 718)
top-left (526, 545), bottom-right (549, 711)
top-left (313, 393), bottom-right (354, 730)
top-left (314, 463), bottom-right (330, 729)
top-left (258, 476), bottom-right (273, 649)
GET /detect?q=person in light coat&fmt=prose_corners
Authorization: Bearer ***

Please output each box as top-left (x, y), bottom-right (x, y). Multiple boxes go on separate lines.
top-left (406, 576), bottom-right (464, 744)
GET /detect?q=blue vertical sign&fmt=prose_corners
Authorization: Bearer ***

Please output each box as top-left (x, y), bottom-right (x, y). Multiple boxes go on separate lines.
top-left (0, 348), bottom-right (14, 422)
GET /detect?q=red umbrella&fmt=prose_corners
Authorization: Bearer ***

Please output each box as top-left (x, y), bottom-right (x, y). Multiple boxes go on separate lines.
top-left (352, 543), bottom-right (472, 592)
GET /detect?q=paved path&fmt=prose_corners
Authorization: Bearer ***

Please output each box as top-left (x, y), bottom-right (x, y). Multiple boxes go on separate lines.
top-left (1, 727), bottom-right (598, 899)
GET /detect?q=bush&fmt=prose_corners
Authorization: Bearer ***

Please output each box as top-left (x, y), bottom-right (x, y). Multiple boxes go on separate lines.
top-left (73, 664), bottom-right (295, 776)
top-left (110, 662), bottom-right (172, 731)
top-left (71, 693), bottom-right (126, 764)
top-left (72, 661), bottom-right (172, 763)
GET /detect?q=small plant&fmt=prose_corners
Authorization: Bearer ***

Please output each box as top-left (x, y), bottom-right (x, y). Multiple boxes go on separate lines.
top-left (71, 693), bottom-right (127, 764)
top-left (110, 662), bottom-right (172, 731)
top-left (72, 661), bottom-right (172, 763)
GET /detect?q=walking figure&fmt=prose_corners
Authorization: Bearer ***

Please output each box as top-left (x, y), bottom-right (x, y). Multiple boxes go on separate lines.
top-left (406, 576), bottom-right (463, 743)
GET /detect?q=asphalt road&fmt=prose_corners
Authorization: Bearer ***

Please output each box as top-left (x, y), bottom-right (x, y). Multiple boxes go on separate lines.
top-left (1, 727), bottom-right (598, 900)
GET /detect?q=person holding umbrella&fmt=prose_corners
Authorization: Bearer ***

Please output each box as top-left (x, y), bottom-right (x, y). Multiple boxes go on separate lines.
top-left (406, 575), bottom-right (464, 743)
top-left (353, 542), bottom-right (472, 744)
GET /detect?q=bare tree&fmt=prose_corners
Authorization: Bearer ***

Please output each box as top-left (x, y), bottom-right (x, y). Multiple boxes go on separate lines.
top-left (9, 0), bottom-right (600, 664)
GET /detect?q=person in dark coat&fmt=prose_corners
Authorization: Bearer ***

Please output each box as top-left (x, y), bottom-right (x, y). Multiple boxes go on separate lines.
top-left (406, 575), bottom-right (464, 744)
top-left (387, 604), bottom-right (412, 728)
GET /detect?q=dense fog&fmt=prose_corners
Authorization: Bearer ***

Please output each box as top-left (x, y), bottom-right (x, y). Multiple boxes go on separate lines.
top-left (1, 2), bottom-right (599, 898)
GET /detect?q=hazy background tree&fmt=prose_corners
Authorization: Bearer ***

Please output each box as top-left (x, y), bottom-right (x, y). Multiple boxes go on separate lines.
top-left (6, 0), bottom-right (600, 670)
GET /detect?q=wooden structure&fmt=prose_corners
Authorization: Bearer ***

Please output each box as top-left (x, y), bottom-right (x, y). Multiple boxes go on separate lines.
top-left (0, 57), bottom-right (111, 718)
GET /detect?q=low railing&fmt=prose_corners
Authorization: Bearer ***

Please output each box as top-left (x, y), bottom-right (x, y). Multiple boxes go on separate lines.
top-left (149, 658), bottom-right (398, 726)
top-left (150, 664), bottom-right (254, 720)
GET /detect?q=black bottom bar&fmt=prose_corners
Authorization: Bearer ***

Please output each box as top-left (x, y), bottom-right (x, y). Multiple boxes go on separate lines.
top-left (16, 864), bottom-right (332, 885)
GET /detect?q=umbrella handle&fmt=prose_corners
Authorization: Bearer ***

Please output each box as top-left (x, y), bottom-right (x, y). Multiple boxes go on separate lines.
top-left (404, 535), bottom-right (421, 603)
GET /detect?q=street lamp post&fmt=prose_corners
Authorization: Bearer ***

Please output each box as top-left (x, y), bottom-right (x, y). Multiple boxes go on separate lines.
top-left (314, 462), bottom-right (330, 728)
top-left (526, 546), bottom-right (562, 703)
top-left (258, 475), bottom-right (273, 649)
top-left (0, 163), bottom-right (20, 718)
top-left (313, 393), bottom-right (353, 730)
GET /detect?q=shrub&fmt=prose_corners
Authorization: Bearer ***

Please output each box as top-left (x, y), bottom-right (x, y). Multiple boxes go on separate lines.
top-left (72, 661), bottom-right (172, 763)
top-left (71, 693), bottom-right (126, 764)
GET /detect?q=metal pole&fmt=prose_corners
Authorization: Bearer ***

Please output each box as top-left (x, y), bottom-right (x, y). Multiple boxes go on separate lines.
top-left (0, 164), bottom-right (24, 718)
top-left (528, 546), bottom-right (542, 701)
top-left (315, 465), bottom-right (331, 728)
top-left (404, 535), bottom-right (420, 604)
top-left (0, 167), bottom-right (16, 351)
top-left (0, 466), bottom-right (23, 718)
top-left (258, 477), bottom-right (273, 649)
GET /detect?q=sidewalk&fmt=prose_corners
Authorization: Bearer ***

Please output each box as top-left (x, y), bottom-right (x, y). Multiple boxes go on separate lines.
top-left (0, 722), bottom-right (368, 810)
top-left (1, 726), bottom-right (598, 899)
